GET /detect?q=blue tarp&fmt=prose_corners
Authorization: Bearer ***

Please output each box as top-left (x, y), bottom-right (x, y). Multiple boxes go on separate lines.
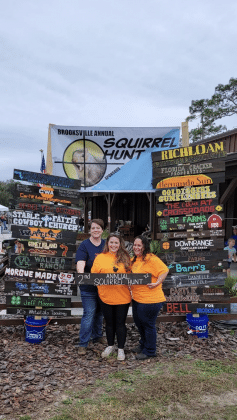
top-left (92, 129), bottom-right (180, 191)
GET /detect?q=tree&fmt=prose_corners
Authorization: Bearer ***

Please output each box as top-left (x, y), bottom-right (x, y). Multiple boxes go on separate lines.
top-left (186, 77), bottom-right (237, 142)
top-left (0, 180), bottom-right (16, 208)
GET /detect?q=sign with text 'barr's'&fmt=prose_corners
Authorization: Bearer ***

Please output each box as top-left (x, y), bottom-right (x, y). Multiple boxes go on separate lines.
top-left (13, 169), bottom-right (81, 190)
top-left (166, 260), bottom-right (227, 274)
top-left (152, 141), bottom-right (226, 167)
top-left (49, 125), bottom-right (180, 190)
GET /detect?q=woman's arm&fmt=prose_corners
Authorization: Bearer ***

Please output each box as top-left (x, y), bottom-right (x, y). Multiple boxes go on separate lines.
top-left (147, 270), bottom-right (169, 289)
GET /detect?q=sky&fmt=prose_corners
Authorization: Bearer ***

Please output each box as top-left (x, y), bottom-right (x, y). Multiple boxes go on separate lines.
top-left (1, 0), bottom-right (237, 182)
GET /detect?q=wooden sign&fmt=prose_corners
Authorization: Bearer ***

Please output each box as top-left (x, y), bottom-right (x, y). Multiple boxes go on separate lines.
top-left (6, 295), bottom-right (71, 308)
top-left (13, 168), bottom-right (81, 190)
top-left (152, 141), bottom-right (226, 167)
top-left (153, 160), bottom-right (225, 178)
top-left (157, 229), bottom-right (225, 240)
top-left (163, 272), bottom-right (226, 288)
top-left (10, 255), bottom-right (73, 271)
top-left (158, 250), bottom-right (228, 264)
top-left (10, 240), bottom-right (75, 258)
top-left (15, 183), bottom-right (80, 205)
top-left (75, 272), bottom-right (151, 286)
top-left (159, 237), bottom-right (224, 252)
top-left (11, 210), bottom-right (79, 231)
top-left (163, 287), bottom-right (230, 303)
top-left (16, 202), bottom-right (81, 216)
top-left (158, 214), bottom-right (224, 231)
top-left (156, 185), bottom-right (218, 203)
top-left (4, 280), bottom-right (77, 296)
top-left (163, 302), bottom-right (230, 314)
top-left (7, 308), bottom-right (71, 317)
top-left (11, 226), bottom-right (78, 242)
top-left (156, 200), bottom-right (222, 217)
top-left (153, 172), bottom-right (225, 190)
top-left (5, 267), bottom-right (75, 283)
top-left (166, 260), bottom-right (228, 274)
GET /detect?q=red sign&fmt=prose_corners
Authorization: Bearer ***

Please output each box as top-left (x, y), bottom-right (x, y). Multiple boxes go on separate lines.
top-left (207, 214), bottom-right (222, 229)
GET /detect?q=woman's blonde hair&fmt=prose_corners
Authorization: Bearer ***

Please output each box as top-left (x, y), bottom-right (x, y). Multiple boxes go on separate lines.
top-left (103, 233), bottom-right (131, 272)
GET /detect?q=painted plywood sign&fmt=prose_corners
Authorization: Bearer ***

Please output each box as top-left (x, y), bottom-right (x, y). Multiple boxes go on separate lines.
top-left (75, 272), bottom-right (151, 286)
top-left (16, 202), bottom-right (81, 216)
top-left (156, 199), bottom-right (222, 217)
top-left (156, 185), bottom-right (218, 203)
top-left (5, 267), bottom-right (74, 283)
top-left (4, 280), bottom-right (77, 296)
top-left (163, 287), bottom-right (230, 303)
top-left (10, 254), bottom-right (73, 271)
top-left (15, 183), bottom-right (80, 205)
top-left (11, 210), bottom-right (79, 231)
top-left (153, 160), bottom-right (225, 178)
top-left (13, 169), bottom-right (81, 189)
top-left (11, 226), bottom-right (78, 242)
top-left (7, 308), bottom-right (71, 317)
top-left (164, 272), bottom-right (226, 288)
top-left (10, 239), bottom-right (75, 257)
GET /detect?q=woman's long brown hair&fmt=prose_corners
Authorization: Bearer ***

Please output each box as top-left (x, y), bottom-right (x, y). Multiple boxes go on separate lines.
top-left (103, 233), bottom-right (131, 272)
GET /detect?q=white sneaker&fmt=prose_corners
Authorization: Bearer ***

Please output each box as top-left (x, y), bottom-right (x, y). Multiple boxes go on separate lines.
top-left (101, 346), bottom-right (115, 358)
top-left (117, 348), bottom-right (125, 361)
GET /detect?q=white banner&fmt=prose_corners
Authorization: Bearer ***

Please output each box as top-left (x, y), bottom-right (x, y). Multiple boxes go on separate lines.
top-left (49, 125), bottom-right (180, 191)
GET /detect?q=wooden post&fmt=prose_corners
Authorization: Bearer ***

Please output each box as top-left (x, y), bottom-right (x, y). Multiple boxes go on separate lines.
top-left (46, 123), bottom-right (54, 175)
top-left (181, 121), bottom-right (189, 147)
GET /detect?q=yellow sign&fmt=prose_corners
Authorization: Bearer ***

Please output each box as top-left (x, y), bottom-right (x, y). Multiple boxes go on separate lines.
top-left (161, 141), bottom-right (224, 161)
top-left (157, 186), bottom-right (216, 203)
top-left (156, 174), bottom-right (213, 189)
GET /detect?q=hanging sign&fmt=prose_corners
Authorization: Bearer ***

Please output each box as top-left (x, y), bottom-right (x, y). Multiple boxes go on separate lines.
top-left (156, 199), bottom-right (222, 217)
top-left (163, 287), bottom-right (229, 303)
top-left (11, 210), bottom-right (79, 231)
top-left (10, 239), bottom-right (75, 258)
top-left (4, 280), bottom-right (77, 296)
top-left (152, 141), bottom-right (226, 167)
top-left (15, 183), bottom-right (80, 205)
top-left (9, 254), bottom-right (73, 271)
top-left (11, 226), bottom-right (78, 242)
top-left (153, 160), bottom-right (225, 178)
top-left (13, 169), bottom-right (81, 190)
top-left (7, 308), bottom-right (71, 317)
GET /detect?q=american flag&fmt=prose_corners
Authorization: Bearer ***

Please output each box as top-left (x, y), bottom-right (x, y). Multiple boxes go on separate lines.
top-left (40, 154), bottom-right (46, 173)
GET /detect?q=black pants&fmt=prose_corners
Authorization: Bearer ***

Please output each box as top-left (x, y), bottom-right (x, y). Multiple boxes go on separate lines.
top-left (99, 300), bottom-right (130, 349)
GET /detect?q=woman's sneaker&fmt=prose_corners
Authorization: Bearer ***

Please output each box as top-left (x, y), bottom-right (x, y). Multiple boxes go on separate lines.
top-left (117, 348), bottom-right (125, 361)
top-left (101, 346), bottom-right (115, 358)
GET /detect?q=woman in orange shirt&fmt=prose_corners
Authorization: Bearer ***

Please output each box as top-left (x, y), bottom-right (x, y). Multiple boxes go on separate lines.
top-left (131, 236), bottom-right (169, 360)
top-left (91, 233), bottom-right (131, 361)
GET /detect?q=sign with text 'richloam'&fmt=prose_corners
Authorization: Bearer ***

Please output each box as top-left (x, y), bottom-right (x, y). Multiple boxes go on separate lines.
top-left (156, 199), bottom-right (222, 217)
top-left (4, 280), bottom-right (77, 296)
top-left (16, 202), bottom-right (81, 216)
top-left (152, 141), bottom-right (226, 167)
top-left (153, 172), bottom-right (225, 190)
top-left (6, 295), bottom-right (71, 308)
top-left (15, 183), bottom-right (80, 205)
top-left (11, 210), bottom-right (79, 231)
top-left (159, 237), bottom-right (224, 252)
top-left (163, 272), bottom-right (226, 288)
top-left (156, 185), bottom-right (218, 203)
top-left (5, 267), bottom-right (75, 283)
top-left (158, 250), bottom-right (228, 264)
top-left (10, 254), bottom-right (73, 271)
top-left (157, 213), bottom-right (223, 230)
top-left (163, 287), bottom-right (230, 303)
top-left (157, 229), bottom-right (225, 240)
top-left (166, 260), bottom-right (228, 274)
top-left (13, 169), bottom-right (81, 190)
top-left (11, 226), bottom-right (78, 242)
top-left (153, 160), bottom-right (225, 179)
top-left (163, 302), bottom-right (230, 314)
top-left (7, 308), bottom-right (71, 317)
top-left (75, 272), bottom-right (151, 286)
top-left (11, 239), bottom-right (75, 258)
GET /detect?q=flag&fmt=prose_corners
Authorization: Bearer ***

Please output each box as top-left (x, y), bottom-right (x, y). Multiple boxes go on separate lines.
top-left (40, 154), bottom-right (46, 173)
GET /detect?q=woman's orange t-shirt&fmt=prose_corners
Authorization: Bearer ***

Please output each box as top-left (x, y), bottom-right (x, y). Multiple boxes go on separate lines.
top-left (91, 252), bottom-right (131, 305)
top-left (131, 253), bottom-right (168, 304)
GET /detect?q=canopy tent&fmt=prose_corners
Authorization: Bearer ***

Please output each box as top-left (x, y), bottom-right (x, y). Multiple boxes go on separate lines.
top-left (0, 205), bottom-right (9, 212)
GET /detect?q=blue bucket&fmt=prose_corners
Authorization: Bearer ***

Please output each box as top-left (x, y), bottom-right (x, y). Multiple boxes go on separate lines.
top-left (186, 314), bottom-right (209, 339)
top-left (25, 317), bottom-right (48, 344)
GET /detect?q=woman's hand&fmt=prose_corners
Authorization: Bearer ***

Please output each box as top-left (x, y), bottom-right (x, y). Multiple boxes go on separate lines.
top-left (147, 271), bottom-right (169, 289)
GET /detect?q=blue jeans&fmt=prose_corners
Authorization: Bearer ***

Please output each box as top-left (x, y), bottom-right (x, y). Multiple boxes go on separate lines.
top-left (79, 286), bottom-right (103, 347)
top-left (132, 300), bottom-right (164, 356)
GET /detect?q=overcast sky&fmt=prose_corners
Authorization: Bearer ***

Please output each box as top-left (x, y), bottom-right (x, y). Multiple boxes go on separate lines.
top-left (1, 0), bottom-right (237, 182)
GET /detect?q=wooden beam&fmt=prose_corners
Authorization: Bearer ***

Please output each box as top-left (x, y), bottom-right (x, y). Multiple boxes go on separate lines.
top-left (220, 178), bottom-right (237, 204)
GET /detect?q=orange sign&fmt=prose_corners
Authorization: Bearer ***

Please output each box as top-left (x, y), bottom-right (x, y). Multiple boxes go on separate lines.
top-left (156, 174), bottom-right (213, 189)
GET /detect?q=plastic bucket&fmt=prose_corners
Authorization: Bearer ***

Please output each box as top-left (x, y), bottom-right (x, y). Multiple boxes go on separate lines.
top-left (186, 314), bottom-right (209, 339)
top-left (25, 317), bottom-right (48, 344)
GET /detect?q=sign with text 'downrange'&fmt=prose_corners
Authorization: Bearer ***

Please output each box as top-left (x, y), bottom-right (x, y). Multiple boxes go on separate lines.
top-left (75, 273), bottom-right (151, 286)
top-left (13, 169), bottom-right (81, 190)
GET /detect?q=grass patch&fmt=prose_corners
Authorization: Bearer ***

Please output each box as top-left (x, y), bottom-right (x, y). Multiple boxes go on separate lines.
top-left (48, 359), bottom-right (237, 420)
